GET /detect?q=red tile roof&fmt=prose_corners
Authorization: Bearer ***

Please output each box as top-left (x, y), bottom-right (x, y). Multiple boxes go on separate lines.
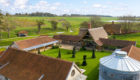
top-left (122, 45), bottom-right (140, 61)
top-left (0, 48), bottom-right (73, 80)
top-left (15, 36), bottom-right (56, 49)
top-left (99, 38), bottom-right (136, 47)
top-left (18, 31), bottom-right (28, 34)
top-left (54, 35), bottom-right (82, 42)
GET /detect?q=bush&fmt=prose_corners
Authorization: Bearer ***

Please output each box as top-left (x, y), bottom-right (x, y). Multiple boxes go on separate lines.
top-left (80, 46), bottom-right (86, 51)
top-left (75, 62), bottom-right (81, 66)
top-left (52, 45), bottom-right (59, 49)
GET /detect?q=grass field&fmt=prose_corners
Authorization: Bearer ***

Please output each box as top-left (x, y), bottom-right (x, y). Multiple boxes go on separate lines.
top-left (113, 33), bottom-right (140, 47)
top-left (41, 48), bottom-right (111, 80)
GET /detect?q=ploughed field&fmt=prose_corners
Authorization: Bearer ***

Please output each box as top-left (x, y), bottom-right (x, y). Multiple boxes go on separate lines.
top-left (42, 49), bottom-right (111, 80)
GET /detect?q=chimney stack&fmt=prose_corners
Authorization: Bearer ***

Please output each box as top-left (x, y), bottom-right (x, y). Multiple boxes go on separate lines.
top-left (88, 23), bottom-right (91, 29)
top-left (112, 21), bottom-right (114, 25)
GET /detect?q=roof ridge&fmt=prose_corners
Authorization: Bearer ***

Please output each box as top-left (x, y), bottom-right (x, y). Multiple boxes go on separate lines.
top-left (15, 36), bottom-right (50, 43)
top-left (7, 48), bottom-right (73, 64)
top-left (128, 45), bottom-right (134, 56)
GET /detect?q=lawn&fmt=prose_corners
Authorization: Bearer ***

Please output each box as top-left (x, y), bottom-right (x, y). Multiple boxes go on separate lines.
top-left (112, 33), bottom-right (140, 47)
top-left (0, 36), bottom-right (35, 46)
top-left (41, 48), bottom-right (111, 80)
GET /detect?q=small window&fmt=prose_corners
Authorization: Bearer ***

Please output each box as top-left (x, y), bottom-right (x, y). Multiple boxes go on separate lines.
top-left (71, 70), bottom-right (75, 76)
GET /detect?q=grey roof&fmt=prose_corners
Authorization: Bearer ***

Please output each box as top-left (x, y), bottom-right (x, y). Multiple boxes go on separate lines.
top-left (100, 50), bottom-right (140, 72)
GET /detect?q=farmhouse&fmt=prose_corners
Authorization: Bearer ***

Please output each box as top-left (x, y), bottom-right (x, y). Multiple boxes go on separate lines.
top-left (11, 36), bottom-right (58, 53)
top-left (103, 21), bottom-right (122, 35)
top-left (18, 30), bottom-right (28, 37)
top-left (0, 48), bottom-right (87, 80)
top-left (54, 27), bottom-right (136, 50)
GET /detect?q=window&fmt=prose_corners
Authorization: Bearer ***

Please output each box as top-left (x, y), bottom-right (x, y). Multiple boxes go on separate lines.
top-left (71, 70), bottom-right (75, 76)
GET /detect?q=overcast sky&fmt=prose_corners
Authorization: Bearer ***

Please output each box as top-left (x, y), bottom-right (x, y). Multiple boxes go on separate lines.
top-left (0, 0), bottom-right (139, 16)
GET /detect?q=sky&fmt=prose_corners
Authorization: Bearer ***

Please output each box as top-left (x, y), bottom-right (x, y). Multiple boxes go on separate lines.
top-left (0, 0), bottom-right (140, 16)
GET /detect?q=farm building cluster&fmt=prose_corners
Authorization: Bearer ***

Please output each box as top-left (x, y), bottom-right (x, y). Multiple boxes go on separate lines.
top-left (0, 25), bottom-right (139, 80)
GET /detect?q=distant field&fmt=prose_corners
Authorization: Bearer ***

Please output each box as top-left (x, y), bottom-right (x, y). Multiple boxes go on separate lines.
top-left (42, 48), bottom-right (111, 80)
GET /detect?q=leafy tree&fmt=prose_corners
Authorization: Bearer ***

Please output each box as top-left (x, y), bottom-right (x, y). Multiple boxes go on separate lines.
top-left (118, 16), bottom-right (136, 33)
top-left (36, 19), bottom-right (44, 34)
top-left (61, 20), bottom-right (71, 31)
top-left (90, 16), bottom-right (103, 28)
top-left (72, 46), bottom-right (76, 58)
top-left (57, 48), bottom-right (61, 58)
top-left (2, 15), bottom-right (16, 38)
top-left (80, 21), bottom-right (89, 28)
top-left (82, 55), bottom-right (87, 66)
top-left (0, 10), bottom-right (3, 39)
top-left (50, 20), bottom-right (58, 30)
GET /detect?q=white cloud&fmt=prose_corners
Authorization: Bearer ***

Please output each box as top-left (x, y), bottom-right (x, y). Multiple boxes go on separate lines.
top-left (93, 4), bottom-right (102, 8)
top-left (14, 0), bottom-right (29, 9)
top-left (0, 0), bottom-right (10, 6)
top-left (83, 0), bottom-right (88, 4)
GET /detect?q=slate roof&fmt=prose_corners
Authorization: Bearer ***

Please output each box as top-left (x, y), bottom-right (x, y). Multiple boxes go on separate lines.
top-left (0, 48), bottom-right (73, 80)
top-left (122, 45), bottom-right (140, 61)
top-left (14, 36), bottom-right (56, 50)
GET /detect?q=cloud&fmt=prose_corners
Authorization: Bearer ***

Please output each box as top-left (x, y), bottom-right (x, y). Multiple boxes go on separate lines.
top-left (14, 0), bottom-right (29, 9)
top-left (93, 4), bottom-right (102, 8)
top-left (0, 0), bottom-right (10, 6)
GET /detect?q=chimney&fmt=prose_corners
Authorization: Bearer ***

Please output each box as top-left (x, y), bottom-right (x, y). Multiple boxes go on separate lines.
top-left (88, 23), bottom-right (91, 29)
top-left (112, 21), bottom-right (114, 25)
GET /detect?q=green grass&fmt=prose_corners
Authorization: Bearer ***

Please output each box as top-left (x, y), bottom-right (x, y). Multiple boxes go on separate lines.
top-left (112, 33), bottom-right (140, 47)
top-left (41, 48), bottom-right (111, 80)
top-left (0, 36), bottom-right (35, 46)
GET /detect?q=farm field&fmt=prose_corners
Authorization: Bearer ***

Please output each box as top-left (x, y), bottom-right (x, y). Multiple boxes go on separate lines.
top-left (41, 48), bottom-right (111, 80)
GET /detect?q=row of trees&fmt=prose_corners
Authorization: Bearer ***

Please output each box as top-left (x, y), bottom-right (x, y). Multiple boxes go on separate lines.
top-left (80, 16), bottom-right (103, 28)
top-left (36, 19), bottom-right (71, 34)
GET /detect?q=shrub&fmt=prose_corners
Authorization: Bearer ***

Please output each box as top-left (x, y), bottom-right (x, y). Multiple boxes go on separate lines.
top-left (52, 45), bottom-right (59, 49)
top-left (75, 62), bottom-right (81, 66)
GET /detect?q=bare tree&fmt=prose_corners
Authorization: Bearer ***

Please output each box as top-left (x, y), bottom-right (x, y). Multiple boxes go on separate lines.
top-left (90, 16), bottom-right (103, 28)
top-left (118, 16), bottom-right (136, 33)
top-left (61, 20), bottom-right (71, 31)
top-left (36, 19), bottom-right (44, 34)
top-left (2, 15), bottom-right (16, 38)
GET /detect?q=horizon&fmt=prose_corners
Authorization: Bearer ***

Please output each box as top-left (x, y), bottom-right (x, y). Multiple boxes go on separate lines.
top-left (0, 0), bottom-right (140, 16)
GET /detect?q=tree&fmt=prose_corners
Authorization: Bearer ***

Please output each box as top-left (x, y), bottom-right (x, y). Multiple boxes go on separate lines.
top-left (57, 48), bottom-right (61, 58)
top-left (90, 16), bottom-right (103, 28)
top-left (92, 46), bottom-right (96, 58)
top-left (0, 10), bottom-right (3, 39)
top-left (118, 16), bottom-right (136, 33)
top-left (50, 20), bottom-right (58, 30)
top-left (72, 46), bottom-right (76, 58)
top-left (82, 55), bottom-right (87, 66)
top-left (61, 20), bottom-right (71, 31)
top-left (80, 21), bottom-right (89, 28)
top-left (36, 19), bottom-right (44, 34)
top-left (2, 15), bottom-right (16, 38)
